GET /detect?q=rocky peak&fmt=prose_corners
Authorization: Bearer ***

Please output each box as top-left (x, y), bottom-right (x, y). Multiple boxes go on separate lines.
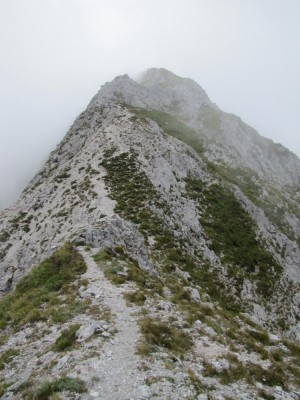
top-left (138, 67), bottom-right (211, 106)
top-left (89, 68), bottom-right (212, 119)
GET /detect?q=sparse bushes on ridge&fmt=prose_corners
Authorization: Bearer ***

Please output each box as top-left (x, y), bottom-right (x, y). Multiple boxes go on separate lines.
top-left (185, 177), bottom-right (283, 298)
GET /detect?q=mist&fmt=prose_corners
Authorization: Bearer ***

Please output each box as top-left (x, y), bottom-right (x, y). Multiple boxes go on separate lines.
top-left (1, 0), bottom-right (299, 209)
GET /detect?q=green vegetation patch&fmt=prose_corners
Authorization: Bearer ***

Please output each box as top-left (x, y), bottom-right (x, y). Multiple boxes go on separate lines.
top-left (33, 376), bottom-right (86, 399)
top-left (124, 290), bottom-right (147, 306)
top-left (0, 380), bottom-right (7, 397)
top-left (130, 107), bottom-right (205, 155)
top-left (212, 164), bottom-right (299, 245)
top-left (0, 243), bottom-right (87, 330)
top-left (53, 324), bottom-right (80, 352)
top-left (0, 349), bottom-right (18, 370)
top-left (185, 177), bottom-right (282, 298)
top-left (203, 352), bottom-right (286, 388)
top-left (138, 316), bottom-right (191, 357)
top-left (101, 151), bottom-right (160, 226)
top-left (0, 230), bottom-right (10, 243)
top-left (282, 339), bottom-right (300, 386)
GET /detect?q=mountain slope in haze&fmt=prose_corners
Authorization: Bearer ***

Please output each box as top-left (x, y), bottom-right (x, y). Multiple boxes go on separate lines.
top-left (0, 68), bottom-right (299, 399)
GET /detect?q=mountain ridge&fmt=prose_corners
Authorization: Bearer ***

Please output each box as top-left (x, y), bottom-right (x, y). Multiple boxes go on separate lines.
top-left (0, 68), bottom-right (299, 399)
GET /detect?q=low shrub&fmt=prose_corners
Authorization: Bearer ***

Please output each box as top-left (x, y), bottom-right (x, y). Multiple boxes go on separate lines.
top-left (124, 290), bottom-right (147, 306)
top-left (33, 376), bottom-right (86, 399)
top-left (53, 324), bottom-right (80, 352)
top-left (248, 329), bottom-right (270, 345)
top-left (139, 317), bottom-right (191, 357)
top-left (0, 349), bottom-right (18, 370)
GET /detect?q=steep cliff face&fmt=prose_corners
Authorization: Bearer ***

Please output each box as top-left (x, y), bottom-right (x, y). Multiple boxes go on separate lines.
top-left (0, 69), bottom-right (299, 399)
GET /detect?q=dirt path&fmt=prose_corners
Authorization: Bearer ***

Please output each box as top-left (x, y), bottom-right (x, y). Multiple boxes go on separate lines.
top-left (78, 248), bottom-right (150, 400)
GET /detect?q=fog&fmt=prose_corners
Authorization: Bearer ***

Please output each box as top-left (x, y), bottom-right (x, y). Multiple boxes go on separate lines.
top-left (0, 0), bottom-right (299, 209)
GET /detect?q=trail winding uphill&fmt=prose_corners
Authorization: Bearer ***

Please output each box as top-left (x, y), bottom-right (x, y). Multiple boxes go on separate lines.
top-left (77, 248), bottom-right (151, 400)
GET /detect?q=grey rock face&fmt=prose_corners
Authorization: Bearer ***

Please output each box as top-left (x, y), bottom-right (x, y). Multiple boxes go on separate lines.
top-left (78, 214), bottom-right (154, 272)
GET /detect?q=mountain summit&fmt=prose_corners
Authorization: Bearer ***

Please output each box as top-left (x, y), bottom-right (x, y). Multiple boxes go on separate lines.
top-left (0, 69), bottom-right (299, 399)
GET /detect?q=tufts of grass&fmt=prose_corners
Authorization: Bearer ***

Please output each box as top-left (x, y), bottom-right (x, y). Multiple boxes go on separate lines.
top-left (33, 376), bottom-right (86, 399)
top-left (50, 299), bottom-right (89, 324)
top-left (0, 349), bottom-right (18, 370)
top-left (203, 353), bottom-right (287, 389)
top-left (129, 107), bottom-right (205, 155)
top-left (225, 324), bottom-right (271, 359)
top-left (281, 338), bottom-right (300, 386)
top-left (0, 230), bottom-right (10, 243)
top-left (247, 362), bottom-right (286, 388)
top-left (53, 324), bottom-right (80, 352)
top-left (247, 329), bottom-right (270, 345)
top-left (93, 248), bottom-right (128, 284)
top-left (0, 243), bottom-right (86, 330)
top-left (0, 380), bottom-right (7, 397)
top-left (283, 338), bottom-right (300, 360)
top-left (138, 317), bottom-right (191, 357)
top-left (124, 290), bottom-right (147, 306)
top-left (93, 248), bottom-right (114, 263)
top-left (0, 335), bottom-right (8, 346)
top-left (187, 368), bottom-right (204, 395)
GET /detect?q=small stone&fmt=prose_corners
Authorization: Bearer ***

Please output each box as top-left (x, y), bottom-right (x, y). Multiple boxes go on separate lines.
top-left (212, 359), bottom-right (229, 372)
top-left (53, 354), bottom-right (72, 371)
top-left (193, 320), bottom-right (202, 329)
top-left (274, 386), bottom-right (283, 393)
top-left (189, 287), bottom-right (200, 302)
top-left (203, 326), bottom-right (217, 336)
top-left (102, 331), bottom-right (110, 338)
top-left (269, 334), bottom-right (280, 342)
top-left (76, 324), bottom-right (97, 342)
top-left (163, 286), bottom-right (172, 297)
top-left (138, 384), bottom-right (152, 399)
top-left (98, 319), bottom-right (109, 326)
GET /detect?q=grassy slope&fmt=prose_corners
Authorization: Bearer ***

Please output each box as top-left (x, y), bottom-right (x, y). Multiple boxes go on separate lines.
top-left (0, 243), bottom-right (87, 330)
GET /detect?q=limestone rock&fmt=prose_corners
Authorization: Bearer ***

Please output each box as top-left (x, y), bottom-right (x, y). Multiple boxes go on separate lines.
top-left (75, 323), bottom-right (97, 342)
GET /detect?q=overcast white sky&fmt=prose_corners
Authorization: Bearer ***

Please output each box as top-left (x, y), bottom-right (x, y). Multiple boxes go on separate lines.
top-left (0, 0), bottom-right (299, 209)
